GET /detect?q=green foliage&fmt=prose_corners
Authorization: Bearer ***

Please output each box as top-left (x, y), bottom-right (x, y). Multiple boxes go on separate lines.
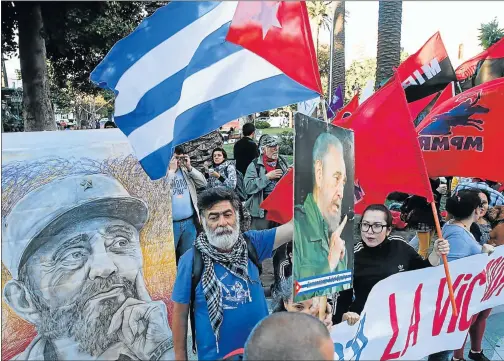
top-left (307, 1), bottom-right (332, 33)
top-left (344, 50), bottom-right (409, 102)
top-left (255, 120), bottom-right (271, 129)
top-left (345, 58), bottom-right (376, 102)
top-left (478, 18), bottom-right (504, 49)
top-left (278, 131), bottom-right (294, 156)
top-left (318, 44), bottom-right (330, 96)
top-left (2, 2), bottom-right (169, 95)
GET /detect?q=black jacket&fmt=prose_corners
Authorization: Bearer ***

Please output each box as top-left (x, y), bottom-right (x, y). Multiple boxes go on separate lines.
top-left (336, 235), bottom-right (431, 319)
top-left (233, 137), bottom-right (259, 175)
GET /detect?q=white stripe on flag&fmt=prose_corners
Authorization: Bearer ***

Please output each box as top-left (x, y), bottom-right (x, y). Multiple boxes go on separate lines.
top-left (128, 49), bottom-right (283, 160)
top-left (114, 2), bottom-right (238, 117)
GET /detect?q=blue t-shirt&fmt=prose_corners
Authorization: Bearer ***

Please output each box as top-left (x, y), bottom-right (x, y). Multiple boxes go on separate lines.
top-left (171, 169), bottom-right (194, 221)
top-left (172, 229), bottom-right (276, 360)
top-left (442, 223), bottom-right (482, 262)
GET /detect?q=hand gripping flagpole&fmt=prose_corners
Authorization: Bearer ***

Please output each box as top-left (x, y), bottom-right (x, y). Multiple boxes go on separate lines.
top-left (431, 202), bottom-right (458, 316)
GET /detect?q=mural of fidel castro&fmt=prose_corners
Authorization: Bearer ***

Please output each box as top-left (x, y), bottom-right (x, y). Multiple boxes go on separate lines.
top-left (2, 174), bottom-right (174, 361)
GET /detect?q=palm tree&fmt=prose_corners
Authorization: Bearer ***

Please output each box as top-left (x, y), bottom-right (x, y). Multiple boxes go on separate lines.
top-left (330, 1), bottom-right (346, 99)
top-left (478, 18), bottom-right (504, 49)
top-left (307, 1), bottom-right (332, 60)
top-left (375, 1), bottom-right (403, 90)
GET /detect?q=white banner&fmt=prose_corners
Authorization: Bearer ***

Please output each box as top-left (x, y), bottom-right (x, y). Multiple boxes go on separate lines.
top-left (331, 246), bottom-right (504, 360)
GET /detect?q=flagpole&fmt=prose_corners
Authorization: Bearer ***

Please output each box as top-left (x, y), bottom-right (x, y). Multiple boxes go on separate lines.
top-left (431, 202), bottom-right (458, 316)
top-left (319, 95), bottom-right (330, 321)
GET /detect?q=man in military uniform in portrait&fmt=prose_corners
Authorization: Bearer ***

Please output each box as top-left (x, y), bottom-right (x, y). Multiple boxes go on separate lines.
top-left (294, 132), bottom-right (351, 301)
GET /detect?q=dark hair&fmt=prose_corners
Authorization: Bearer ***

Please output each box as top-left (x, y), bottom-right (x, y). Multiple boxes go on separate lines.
top-left (174, 146), bottom-right (185, 155)
top-left (446, 189), bottom-right (481, 220)
top-left (198, 188), bottom-right (241, 217)
top-left (477, 188), bottom-right (491, 205)
top-left (361, 204), bottom-right (393, 228)
top-left (242, 123), bottom-right (256, 137)
top-left (104, 120), bottom-right (117, 128)
top-left (212, 147), bottom-right (228, 163)
top-left (387, 192), bottom-right (410, 203)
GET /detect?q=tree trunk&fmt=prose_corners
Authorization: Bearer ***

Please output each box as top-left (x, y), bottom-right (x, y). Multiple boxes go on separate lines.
top-left (316, 26), bottom-right (320, 60)
top-left (332, 1), bottom-right (346, 97)
top-left (181, 131), bottom-right (224, 173)
top-left (18, 2), bottom-right (55, 131)
top-left (375, 1), bottom-right (402, 90)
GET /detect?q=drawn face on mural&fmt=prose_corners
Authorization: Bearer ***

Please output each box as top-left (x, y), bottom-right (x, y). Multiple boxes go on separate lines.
top-left (5, 216), bottom-right (145, 356)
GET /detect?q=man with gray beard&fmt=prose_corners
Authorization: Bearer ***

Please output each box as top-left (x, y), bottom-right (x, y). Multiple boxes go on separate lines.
top-left (293, 132), bottom-right (351, 301)
top-left (2, 175), bottom-right (174, 360)
top-left (171, 188), bottom-right (294, 361)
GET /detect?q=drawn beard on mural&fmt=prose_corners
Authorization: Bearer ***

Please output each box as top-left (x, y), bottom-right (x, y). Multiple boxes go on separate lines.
top-left (25, 272), bottom-right (137, 356)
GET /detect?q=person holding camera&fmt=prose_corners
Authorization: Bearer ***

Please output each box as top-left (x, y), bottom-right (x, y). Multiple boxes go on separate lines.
top-left (169, 146), bottom-right (207, 263)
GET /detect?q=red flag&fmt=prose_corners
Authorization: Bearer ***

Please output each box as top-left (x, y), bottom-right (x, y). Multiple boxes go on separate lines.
top-left (332, 92), bottom-right (359, 124)
top-left (456, 38), bottom-right (504, 81)
top-left (431, 82), bottom-right (455, 110)
top-left (397, 32), bottom-right (456, 102)
top-left (226, 1), bottom-right (322, 94)
top-left (342, 74), bottom-right (434, 213)
top-left (260, 168), bottom-right (293, 224)
top-left (408, 93), bottom-right (438, 121)
top-left (417, 78), bottom-right (504, 183)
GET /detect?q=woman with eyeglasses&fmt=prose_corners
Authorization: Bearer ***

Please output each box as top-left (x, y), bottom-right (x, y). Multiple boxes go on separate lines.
top-left (339, 204), bottom-right (450, 326)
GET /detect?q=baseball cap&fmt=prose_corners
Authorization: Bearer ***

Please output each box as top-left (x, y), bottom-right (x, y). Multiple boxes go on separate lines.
top-left (2, 174), bottom-right (149, 279)
top-left (259, 135), bottom-right (278, 148)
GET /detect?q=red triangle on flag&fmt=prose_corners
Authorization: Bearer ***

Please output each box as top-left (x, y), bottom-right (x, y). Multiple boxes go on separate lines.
top-left (294, 280), bottom-right (302, 296)
top-left (431, 82), bottom-right (455, 111)
top-left (226, 1), bottom-right (322, 94)
top-left (409, 93), bottom-right (438, 120)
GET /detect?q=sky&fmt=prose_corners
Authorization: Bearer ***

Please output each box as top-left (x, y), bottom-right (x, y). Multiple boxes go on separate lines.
top-left (3, 1), bottom-right (504, 87)
top-left (340, 1), bottom-right (504, 69)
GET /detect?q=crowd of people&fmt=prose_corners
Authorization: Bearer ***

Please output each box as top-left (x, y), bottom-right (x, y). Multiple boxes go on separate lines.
top-left (168, 122), bottom-right (503, 361)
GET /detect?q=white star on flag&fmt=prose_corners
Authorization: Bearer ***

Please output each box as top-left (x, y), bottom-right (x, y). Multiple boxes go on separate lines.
top-left (252, 1), bottom-right (282, 39)
top-left (332, 95), bottom-right (339, 105)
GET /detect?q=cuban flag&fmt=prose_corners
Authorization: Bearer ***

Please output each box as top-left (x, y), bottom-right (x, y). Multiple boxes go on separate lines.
top-left (91, 1), bottom-right (322, 180)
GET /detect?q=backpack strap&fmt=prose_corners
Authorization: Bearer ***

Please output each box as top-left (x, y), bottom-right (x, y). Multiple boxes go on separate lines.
top-left (243, 233), bottom-right (262, 274)
top-left (190, 247), bottom-right (203, 354)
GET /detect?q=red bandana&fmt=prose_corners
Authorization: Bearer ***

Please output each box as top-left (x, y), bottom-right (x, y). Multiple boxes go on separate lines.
top-left (263, 154), bottom-right (277, 173)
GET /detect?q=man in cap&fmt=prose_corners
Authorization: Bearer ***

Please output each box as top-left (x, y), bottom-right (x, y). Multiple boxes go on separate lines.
top-left (294, 132), bottom-right (350, 301)
top-left (243, 134), bottom-right (290, 230)
top-left (2, 174), bottom-right (174, 361)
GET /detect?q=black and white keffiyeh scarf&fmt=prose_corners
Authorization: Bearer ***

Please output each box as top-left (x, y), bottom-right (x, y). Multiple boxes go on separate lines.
top-left (194, 231), bottom-right (250, 348)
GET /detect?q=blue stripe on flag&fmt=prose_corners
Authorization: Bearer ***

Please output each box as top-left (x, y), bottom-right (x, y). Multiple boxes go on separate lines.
top-left (90, 1), bottom-right (221, 89)
top-left (115, 23), bottom-right (241, 136)
top-left (139, 74), bottom-right (318, 179)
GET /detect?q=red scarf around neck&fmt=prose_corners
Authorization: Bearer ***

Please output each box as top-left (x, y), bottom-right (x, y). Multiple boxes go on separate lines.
top-left (263, 154), bottom-right (277, 173)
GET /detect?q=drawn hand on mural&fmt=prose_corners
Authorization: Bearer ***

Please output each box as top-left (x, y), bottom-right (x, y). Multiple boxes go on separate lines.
top-left (107, 298), bottom-right (172, 360)
top-left (328, 215), bottom-right (347, 271)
